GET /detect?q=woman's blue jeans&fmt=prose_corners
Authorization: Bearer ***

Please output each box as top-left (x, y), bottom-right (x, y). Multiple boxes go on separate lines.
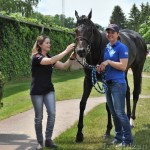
top-left (31, 91), bottom-right (56, 144)
top-left (105, 82), bottom-right (133, 144)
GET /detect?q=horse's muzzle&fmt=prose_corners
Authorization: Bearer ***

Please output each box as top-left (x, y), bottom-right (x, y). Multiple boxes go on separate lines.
top-left (76, 48), bottom-right (86, 57)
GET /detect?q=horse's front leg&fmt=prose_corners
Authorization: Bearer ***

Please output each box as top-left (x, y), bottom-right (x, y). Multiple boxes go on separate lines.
top-left (76, 77), bottom-right (92, 142)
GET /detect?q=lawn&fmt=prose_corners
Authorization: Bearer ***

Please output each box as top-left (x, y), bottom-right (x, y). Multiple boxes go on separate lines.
top-left (50, 98), bottom-right (150, 150)
top-left (0, 69), bottom-right (96, 120)
top-left (0, 69), bottom-right (150, 120)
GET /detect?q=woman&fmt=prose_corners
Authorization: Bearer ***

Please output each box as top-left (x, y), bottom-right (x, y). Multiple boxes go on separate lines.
top-left (30, 35), bottom-right (75, 150)
top-left (97, 24), bottom-right (133, 147)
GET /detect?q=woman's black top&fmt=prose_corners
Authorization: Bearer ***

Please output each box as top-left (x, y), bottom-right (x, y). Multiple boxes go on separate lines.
top-left (30, 53), bottom-right (54, 95)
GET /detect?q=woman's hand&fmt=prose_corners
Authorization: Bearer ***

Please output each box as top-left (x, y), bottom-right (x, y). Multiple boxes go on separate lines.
top-left (96, 64), bottom-right (105, 73)
top-left (96, 60), bottom-right (109, 73)
top-left (101, 60), bottom-right (109, 67)
top-left (69, 51), bottom-right (76, 60)
top-left (65, 43), bottom-right (75, 53)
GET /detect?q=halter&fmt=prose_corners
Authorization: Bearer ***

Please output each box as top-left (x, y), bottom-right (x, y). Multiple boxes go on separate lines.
top-left (74, 23), bottom-right (94, 69)
top-left (74, 22), bottom-right (106, 94)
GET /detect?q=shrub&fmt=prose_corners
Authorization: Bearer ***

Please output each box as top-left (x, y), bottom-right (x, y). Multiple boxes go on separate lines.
top-left (0, 72), bottom-right (5, 108)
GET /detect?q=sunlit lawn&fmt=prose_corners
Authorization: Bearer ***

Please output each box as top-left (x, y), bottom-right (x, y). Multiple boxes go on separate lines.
top-left (47, 99), bottom-right (150, 150)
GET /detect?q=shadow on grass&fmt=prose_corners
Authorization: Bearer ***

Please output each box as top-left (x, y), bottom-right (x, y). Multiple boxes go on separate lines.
top-left (0, 134), bottom-right (36, 150)
top-left (133, 124), bottom-right (150, 149)
top-left (3, 70), bottom-right (84, 99)
top-left (143, 123), bottom-right (150, 129)
top-left (3, 82), bottom-right (30, 98)
top-left (54, 134), bottom-right (114, 150)
top-left (52, 69), bottom-right (84, 83)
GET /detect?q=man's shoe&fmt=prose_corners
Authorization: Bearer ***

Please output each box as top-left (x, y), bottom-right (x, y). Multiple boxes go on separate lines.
top-left (111, 139), bottom-right (121, 145)
top-left (45, 139), bottom-right (58, 148)
top-left (116, 142), bottom-right (133, 147)
top-left (36, 143), bottom-right (43, 150)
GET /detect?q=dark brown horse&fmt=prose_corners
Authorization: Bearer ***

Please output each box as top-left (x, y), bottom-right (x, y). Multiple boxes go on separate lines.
top-left (74, 10), bottom-right (147, 142)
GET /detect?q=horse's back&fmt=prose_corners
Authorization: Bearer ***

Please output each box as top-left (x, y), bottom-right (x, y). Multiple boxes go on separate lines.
top-left (119, 29), bottom-right (147, 68)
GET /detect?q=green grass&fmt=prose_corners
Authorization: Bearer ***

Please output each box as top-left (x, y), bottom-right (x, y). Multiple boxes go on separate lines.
top-left (127, 73), bottom-right (150, 95)
top-left (0, 69), bottom-right (150, 120)
top-left (0, 69), bottom-right (101, 120)
top-left (49, 99), bottom-right (150, 150)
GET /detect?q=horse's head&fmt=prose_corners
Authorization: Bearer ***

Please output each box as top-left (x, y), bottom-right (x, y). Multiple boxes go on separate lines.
top-left (75, 10), bottom-right (94, 58)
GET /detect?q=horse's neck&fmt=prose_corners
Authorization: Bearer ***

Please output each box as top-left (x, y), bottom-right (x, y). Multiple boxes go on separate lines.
top-left (89, 31), bottom-right (108, 65)
top-left (99, 31), bottom-right (108, 49)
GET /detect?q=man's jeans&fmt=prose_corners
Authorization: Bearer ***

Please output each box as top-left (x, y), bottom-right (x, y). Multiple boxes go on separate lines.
top-left (105, 82), bottom-right (133, 144)
top-left (31, 91), bottom-right (55, 144)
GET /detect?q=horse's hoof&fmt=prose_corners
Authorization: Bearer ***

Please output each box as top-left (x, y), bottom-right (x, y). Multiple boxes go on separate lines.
top-left (103, 132), bottom-right (110, 140)
top-left (130, 118), bottom-right (135, 128)
top-left (76, 133), bottom-right (84, 143)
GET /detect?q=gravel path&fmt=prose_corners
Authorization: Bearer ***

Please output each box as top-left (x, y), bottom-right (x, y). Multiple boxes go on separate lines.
top-left (0, 97), bottom-right (106, 150)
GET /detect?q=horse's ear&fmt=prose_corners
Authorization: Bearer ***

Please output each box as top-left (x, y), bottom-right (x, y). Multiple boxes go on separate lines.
top-left (75, 10), bottom-right (79, 20)
top-left (88, 9), bottom-right (92, 20)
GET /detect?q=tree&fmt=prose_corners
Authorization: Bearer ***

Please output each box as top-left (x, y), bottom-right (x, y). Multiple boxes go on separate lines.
top-left (110, 5), bottom-right (126, 29)
top-left (139, 2), bottom-right (150, 24)
top-left (31, 12), bottom-right (76, 29)
top-left (95, 23), bottom-right (104, 31)
top-left (64, 17), bottom-right (75, 28)
top-left (0, 0), bottom-right (40, 17)
top-left (31, 12), bottom-right (54, 26)
top-left (139, 16), bottom-right (150, 42)
top-left (127, 3), bottom-right (140, 31)
top-left (53, 14), bottom-right (62, 26)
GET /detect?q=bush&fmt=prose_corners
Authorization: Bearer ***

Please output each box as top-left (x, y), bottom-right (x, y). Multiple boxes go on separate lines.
top-left (0, 72), bottom-right (5, 108)
top-left (0, 15), bottom-right (75, 80)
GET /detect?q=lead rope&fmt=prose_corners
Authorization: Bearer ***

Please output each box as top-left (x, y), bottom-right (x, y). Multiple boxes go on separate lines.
top-left (74, 53), bottom-right (107, 94)
top-left (91, 66), bottom-right (107, 94)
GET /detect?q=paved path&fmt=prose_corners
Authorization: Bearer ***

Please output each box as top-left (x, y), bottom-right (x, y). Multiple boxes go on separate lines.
top-left (0, 97), bottom-right (106, 150)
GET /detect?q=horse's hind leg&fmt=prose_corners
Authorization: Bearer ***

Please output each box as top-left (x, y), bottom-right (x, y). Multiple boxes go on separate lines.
top-left (76, 77), bottom-right (92, 142)
top-left (125, 71), bottom-right (131, 119)
top-left (130, 65), bottom-right (143, 128)
top-left (103, 102), bottom-right (113, 139)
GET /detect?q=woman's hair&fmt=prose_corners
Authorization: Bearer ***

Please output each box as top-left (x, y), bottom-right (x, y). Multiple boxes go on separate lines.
top-left (32, 35), bottom-right (49, 56)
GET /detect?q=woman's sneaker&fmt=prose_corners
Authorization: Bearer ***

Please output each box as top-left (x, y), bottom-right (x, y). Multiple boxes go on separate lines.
top-left (110, 139), bottom-right (122, 145)
top-left (45, 139), bottom-right (58, 148)
top-left (116, 142), bottom-right (133, 147)
top-left (36, 143), bottom-right (43, 150)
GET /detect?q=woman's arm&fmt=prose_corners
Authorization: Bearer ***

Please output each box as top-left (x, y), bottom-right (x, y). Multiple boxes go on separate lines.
top-left (53, 59), bottom-right (71, 70)
top-left (103, 58), bottom-right (128, 71)
top-left (40, 43), bottom-right (75, 65)
top-left (54, 52), bottom-right (76, 70)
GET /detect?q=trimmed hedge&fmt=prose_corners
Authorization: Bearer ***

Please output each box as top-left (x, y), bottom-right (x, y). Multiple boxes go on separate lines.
top-left (0, 72), bottom-right (4, 108)
top-left (0, 15), bottom-right (75, 80)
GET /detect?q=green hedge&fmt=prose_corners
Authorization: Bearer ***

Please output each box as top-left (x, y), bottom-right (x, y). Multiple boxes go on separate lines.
top-left (0, 16), bottom-right (75, 80)
top-left (0, 72), bottom-right (5, 108)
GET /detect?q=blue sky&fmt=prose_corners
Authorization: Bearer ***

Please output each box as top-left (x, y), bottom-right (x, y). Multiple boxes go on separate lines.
top-left (35, 0), bottom-right (149, 27)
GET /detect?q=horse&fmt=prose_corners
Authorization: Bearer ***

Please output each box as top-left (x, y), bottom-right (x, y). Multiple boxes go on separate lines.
top-left (74, 10), bottom-right (147, 142)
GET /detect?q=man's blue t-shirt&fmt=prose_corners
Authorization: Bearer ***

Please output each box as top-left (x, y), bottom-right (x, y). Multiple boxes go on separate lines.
top-left (104, 40), bottom-right (128, 83)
